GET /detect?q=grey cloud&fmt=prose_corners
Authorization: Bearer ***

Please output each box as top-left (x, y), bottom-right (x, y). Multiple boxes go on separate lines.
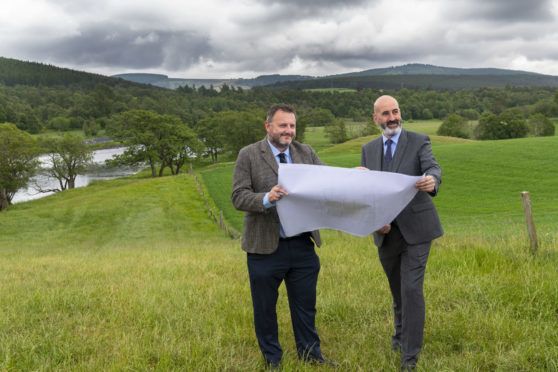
top-left (26, 23), bottom-right (212, 71)
top-left (254, 0), bottom-right (373, 8)
top-left (452, 0), bottom-right (554, 22)
top-left (245, 0), bottom-right (376, 23)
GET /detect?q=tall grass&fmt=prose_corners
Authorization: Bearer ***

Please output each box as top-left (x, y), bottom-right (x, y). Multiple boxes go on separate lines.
top-left (1, 133), bottom-right (557, 370)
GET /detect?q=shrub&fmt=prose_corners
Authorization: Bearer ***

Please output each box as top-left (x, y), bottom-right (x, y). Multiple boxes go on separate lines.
top-left (437, 114), bottom-right (469, 139)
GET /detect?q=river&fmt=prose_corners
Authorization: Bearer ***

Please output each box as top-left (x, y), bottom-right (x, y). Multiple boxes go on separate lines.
top-left (12, 147), bottom-right (141, 204)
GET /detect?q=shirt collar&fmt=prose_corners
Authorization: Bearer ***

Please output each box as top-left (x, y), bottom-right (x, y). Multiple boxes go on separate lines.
top-left (382, 129), bottom-right (401, 146)
top-left (266, 138), bottom-right (291, 158)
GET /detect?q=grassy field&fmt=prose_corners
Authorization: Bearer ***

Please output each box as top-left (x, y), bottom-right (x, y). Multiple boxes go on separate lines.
top-left (203, 132), bottom-right (558, 246)
top-left (1, 127), bottom-right (558, 370)
top-left (403, 119), bottom-right (442, 136)
top-left (303, 120), bottom-right (371, 152)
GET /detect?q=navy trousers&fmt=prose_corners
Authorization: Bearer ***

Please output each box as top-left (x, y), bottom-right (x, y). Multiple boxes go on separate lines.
top-left (378, 223), bottom-right (431, 366)
top-left (247, 234), bottom-right (321, 363)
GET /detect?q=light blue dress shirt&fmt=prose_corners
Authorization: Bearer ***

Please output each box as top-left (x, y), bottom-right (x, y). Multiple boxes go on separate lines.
top-left (383, 130), bottom-right (401, 159)
top-left (263, 139), bottom-right (291, 209)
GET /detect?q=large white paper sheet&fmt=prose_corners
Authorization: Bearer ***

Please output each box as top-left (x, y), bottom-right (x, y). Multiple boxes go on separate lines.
top-left (276, 164), bottom-right (422, 237)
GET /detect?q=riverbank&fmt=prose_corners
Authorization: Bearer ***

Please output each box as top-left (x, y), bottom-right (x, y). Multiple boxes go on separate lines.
top-left (12, 147), bottom-right (139, 204)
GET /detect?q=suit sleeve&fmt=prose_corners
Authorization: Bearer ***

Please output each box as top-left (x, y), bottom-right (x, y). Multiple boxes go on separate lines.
top-left (231, 147), bottom-right (267, 213)
top-left (419, 136), bottom-right (442, 197)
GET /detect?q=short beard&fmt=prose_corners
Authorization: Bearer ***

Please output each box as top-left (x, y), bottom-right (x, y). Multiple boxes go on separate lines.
top-left (380, 120), bottom-right (402, 136)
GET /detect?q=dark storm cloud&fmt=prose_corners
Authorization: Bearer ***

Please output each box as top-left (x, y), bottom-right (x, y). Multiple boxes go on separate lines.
top-left (253, 0), bottom-right (372, 8)
top-left (245, 0), bottom-right (375, 23)
top-left (26, 22), bottom-right (212, 71)
top-left (453, 0), bottom-right (554, 22)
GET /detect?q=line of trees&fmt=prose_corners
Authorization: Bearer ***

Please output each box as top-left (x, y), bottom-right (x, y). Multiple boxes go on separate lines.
top-left (0, 124), bottom-right (97, 210)
top-left (0, 107), bottom-right (270, 211)
top-left (2, 73), bottom-right (558, 135)
top-left (437, 110), bottom-right (555, 140)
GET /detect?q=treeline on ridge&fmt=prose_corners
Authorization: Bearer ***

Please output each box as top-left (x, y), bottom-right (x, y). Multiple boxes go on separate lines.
top-left (1, 56), bottom-right (558, 143)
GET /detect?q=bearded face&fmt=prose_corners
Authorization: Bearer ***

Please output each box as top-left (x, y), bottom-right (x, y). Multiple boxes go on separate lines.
top-left (373, 96), bottom-right (403, 137)
top-left (378, 118), bottom-right (402, 136)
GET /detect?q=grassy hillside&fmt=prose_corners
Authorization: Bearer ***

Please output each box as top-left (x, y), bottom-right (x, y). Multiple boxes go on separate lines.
top-left (203, 133), bottom-right (558, 245)
top-left (1, 140), bottom-right (557, 370)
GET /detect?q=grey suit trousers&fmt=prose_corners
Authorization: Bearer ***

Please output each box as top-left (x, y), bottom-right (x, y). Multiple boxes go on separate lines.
top-left (378, 223), bottom-right (430, 366)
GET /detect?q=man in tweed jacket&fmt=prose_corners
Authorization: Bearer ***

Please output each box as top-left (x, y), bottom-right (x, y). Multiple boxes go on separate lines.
top-left (232, 104), bottom-right (336, 369)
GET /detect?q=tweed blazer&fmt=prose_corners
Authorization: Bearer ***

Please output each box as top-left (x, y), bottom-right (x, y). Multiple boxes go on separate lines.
top-left (361, 129), bottom-right (444, 247)
top-left (232, 138), bottom-right (325, 254)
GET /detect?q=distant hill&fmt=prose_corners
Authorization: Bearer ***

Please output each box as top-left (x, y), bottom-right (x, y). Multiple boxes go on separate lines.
top-left (111, 73), bottom-right (169, 85)
top-left (330, 63), bottom-right (542, 77)
top-left (112, 73), bottom-right (239, 90)
top-left (264, 64), bottom-right (558, 90)
top-left (113, 63), bottom-right (558, 91)
top-left (233, 74), bottom-right (315, 87)
top-left (112, 72), bottom-right (315, 89)
top-left (264, 73), bottom-right (558, 90)
top-left (6, 55), bottom-right (556, 92)
top-left (0, 56), bottom-right (144, 89)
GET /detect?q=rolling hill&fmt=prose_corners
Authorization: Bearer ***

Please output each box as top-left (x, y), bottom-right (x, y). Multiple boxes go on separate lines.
top-left (112, 63), bottom-right (558, 91)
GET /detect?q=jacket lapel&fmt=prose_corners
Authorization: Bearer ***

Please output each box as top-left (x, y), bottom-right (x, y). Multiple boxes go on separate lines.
top-left (371, 137), bottom-right (383, 171)
top-left (259, 139), bottom-right (279, 175)
top-left (290, 143), bottom-right (301, 164)
top-left (391, 129), bottom-right (407, 172)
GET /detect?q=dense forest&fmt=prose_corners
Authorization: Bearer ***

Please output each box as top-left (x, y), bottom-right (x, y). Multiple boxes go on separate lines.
top-left (1, 56), bottom-right (558, 137)
top-left (266, 74), bottom-right (558, 91)
top-left (2, 57), bottom-right (558, 210)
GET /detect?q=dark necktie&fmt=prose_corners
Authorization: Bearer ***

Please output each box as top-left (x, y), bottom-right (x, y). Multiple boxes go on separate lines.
top-left (278, 153), bottom-right (287, 164)
top-left (385, 139), bottom-right (393, 165)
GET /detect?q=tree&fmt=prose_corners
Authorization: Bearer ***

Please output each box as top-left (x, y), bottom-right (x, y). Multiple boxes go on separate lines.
top-left (527, 113), bottom-right (555, 137)
top-left (211, 110), bottom-right (266, 155)
top-left (156, 121), bottom-right (201, 176)
top-left (195, 115), bottom-right (225, 163)
top-left (458, 108), bottom-right (479, 120)
top-left (324, 118), bottom-right (348, 144)
top-left (109, 110), bottom-right (200, 176)
top-left (437, 114), bottom-right (469, 139)
top-left (298, 108), bottom-right (335, 127)
top-left (477, 111), bottom-right (528, 140)
top-left (48, 116), bottom-right (71, 131)
top-left (38, 134), bottom-right (93, 191)
top-left (362, 116), bottom-right (381, 136)
top-left (0, 123), bottom-right (40, 210)
top-left (421, 108), bottom-right (434, 120)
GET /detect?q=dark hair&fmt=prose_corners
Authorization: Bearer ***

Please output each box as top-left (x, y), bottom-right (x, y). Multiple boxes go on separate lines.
top-left (266, 104), bottom-right (296, 123)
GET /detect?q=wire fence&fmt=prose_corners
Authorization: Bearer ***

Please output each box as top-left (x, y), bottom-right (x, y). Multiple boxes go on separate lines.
top-left (189, 165), bottom-right (240, 240)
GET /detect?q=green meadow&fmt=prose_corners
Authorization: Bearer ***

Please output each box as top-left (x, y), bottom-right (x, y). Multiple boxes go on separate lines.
top-left (1, 125), bottom-right (557, 371)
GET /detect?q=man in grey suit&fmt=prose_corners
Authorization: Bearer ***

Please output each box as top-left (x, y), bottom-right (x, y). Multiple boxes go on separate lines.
top-left (360, 95), bottom-right (443, 371)
top-left (232, 104), bottom-right (337, 370)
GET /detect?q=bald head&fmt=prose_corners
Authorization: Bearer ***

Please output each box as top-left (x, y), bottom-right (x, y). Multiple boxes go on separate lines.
top-left (373, 95), bottom-right (402, 137)
top-left (374, 95), bottom-right (399, 115)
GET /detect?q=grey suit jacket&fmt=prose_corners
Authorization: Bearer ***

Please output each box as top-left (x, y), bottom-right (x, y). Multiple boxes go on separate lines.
top-left (361, 129), bottom-right (444, 247)
top-left (232, 138), bottom-right (325, 254)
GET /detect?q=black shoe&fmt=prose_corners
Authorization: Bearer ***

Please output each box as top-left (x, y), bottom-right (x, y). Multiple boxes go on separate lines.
top-left (266, 360), bottom-right (281, 371)
top-left (401, 363), bottom-right (416, 371)
top-left (306, 354), bottom-right (340, 368)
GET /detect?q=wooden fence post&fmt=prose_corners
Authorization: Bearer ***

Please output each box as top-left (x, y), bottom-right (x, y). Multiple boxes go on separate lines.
top-left (520, 191), bottom-right (538, 254)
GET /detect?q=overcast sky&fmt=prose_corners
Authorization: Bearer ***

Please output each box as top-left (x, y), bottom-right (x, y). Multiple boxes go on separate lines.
top-left (2, 0), bottom-right (558, 78)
